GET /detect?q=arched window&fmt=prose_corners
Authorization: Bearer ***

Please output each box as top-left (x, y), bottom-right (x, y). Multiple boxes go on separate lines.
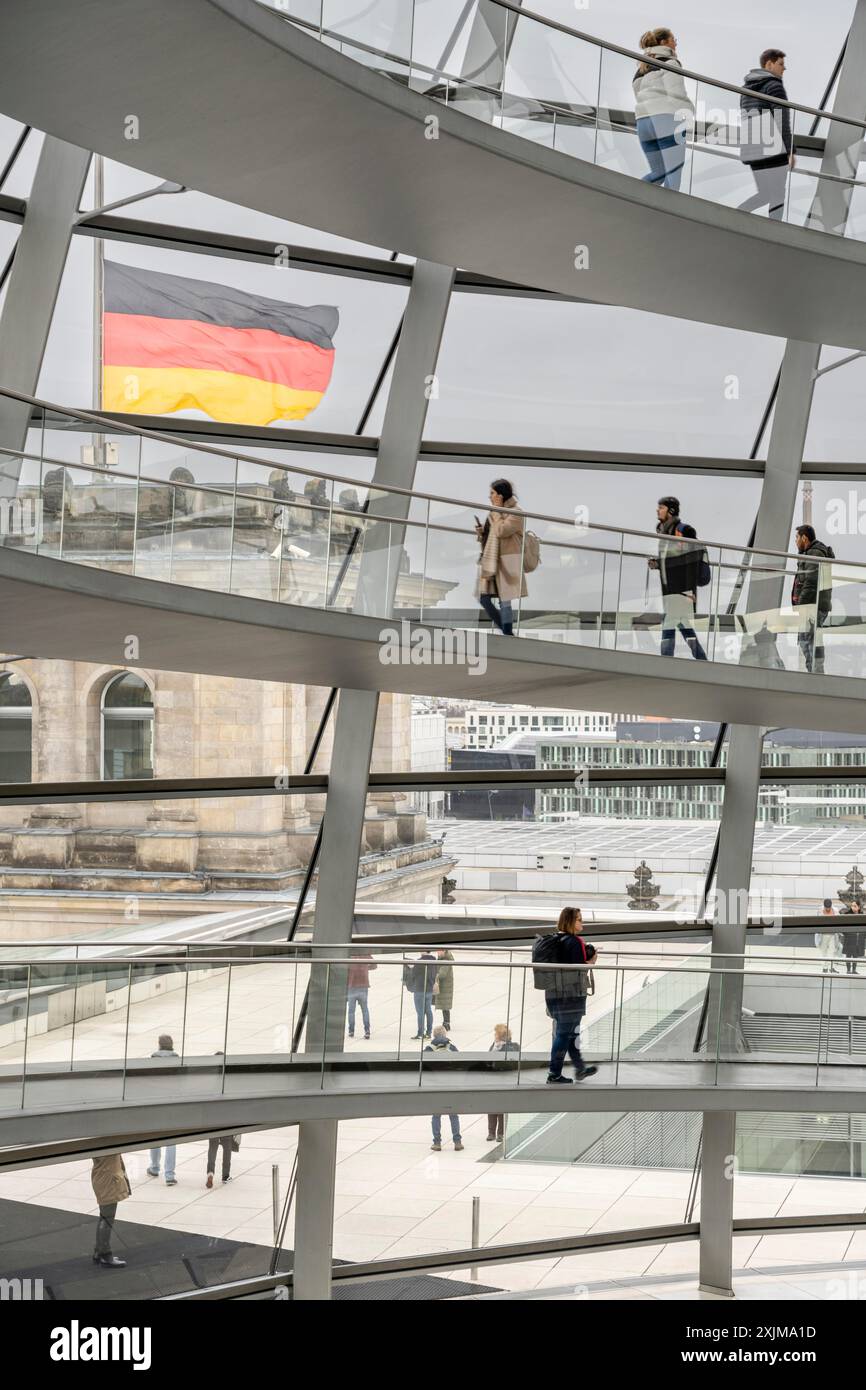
top-left (0, 671), bottom-right (32, 782)
top-left (101, 673), bottom-right (153, 780)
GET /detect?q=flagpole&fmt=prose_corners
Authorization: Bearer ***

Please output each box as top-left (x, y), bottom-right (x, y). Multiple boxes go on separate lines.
top-left (92, 154), bottom-right (105, 463)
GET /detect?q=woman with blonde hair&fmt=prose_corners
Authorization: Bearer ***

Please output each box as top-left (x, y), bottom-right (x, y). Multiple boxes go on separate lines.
top-left (487, 1024), bottom-right (520, 1142)
top-left (633, 27), bottom-right (694, 190)
top-left (475, 478), bottom-right (527, 636)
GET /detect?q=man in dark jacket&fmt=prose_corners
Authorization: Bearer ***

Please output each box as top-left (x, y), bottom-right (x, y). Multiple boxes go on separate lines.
top-left (406, 952), bottom-right (438, 1041)
top-left (650, 497), bottom-right (707, 660)
top-left (792, 524), bottom-right (834, 674)
top-left (738, 49), bottom-right (793, 220)
top-left (543, 907), bottom-right (599, 1084)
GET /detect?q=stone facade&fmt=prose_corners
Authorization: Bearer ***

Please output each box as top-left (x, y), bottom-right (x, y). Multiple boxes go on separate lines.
top-left (0, 658), bottom-right (448, 900)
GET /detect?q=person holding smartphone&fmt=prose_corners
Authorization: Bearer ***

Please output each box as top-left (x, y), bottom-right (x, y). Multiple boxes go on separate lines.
top-left (476, 479), bottom-right (526, 636)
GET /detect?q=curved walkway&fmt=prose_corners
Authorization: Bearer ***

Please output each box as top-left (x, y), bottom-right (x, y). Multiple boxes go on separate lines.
top-left (4, 1056), bottom-right (866, 1150)
top-left (2, 0), bottom-right (866, 344)
top-left (1, 544), bottom-right (863, 733)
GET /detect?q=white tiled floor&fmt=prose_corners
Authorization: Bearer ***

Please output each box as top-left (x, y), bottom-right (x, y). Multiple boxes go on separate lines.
top-left (7, 1111), bottom-right (866, 1298)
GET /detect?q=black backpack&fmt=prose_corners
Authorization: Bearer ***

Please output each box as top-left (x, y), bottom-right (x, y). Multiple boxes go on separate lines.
top-left (531, 934), bottom-right (592, 998)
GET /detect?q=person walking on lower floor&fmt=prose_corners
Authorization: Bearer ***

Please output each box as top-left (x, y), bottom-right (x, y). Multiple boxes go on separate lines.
top-left (147, 1146), bottom-right (177, 1185)
top-left (434, 948), bottom-right (454, 1030)
top-left (532, 906), bottom-right (598, 1085)
top-left (405, 951), bottom-right (438, 1040)
top-left (487, 1024), bottom-right (520, 1141)
top-left (815, 900), bottom-right (840, 974)
top-left (431, 1114), bottom-right (463, 1152)
top-left (476, 479), bottom-right (527, 636)
top-left (91, 1154), bottom-right (131, 1269)
top-left (738, 49), bottom-right (793, 221)
top-left (633, 28), bottom-right (694, 190)
top-left (206, 1135), bottom-right (238, 1187)
top-left (347, 952), bottom-right (376, 1039)
top-left (840, 901), bottom-right (866, 975)
top-left (650, 496), bottom-right (707, 660)
top-left (792, 525), bottom-right (834, 674)
top-left (147, 1034), bottom-right (179, 1183)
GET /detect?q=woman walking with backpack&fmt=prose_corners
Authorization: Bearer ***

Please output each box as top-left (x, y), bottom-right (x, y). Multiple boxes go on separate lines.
top-left (476, 479), bottom-right (528, 636)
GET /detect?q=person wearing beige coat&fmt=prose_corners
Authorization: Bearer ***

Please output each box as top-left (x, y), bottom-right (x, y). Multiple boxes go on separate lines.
top-left (91, 1154), bottom-right (131, 1268)
top-left (476, 479), bottom-right (527, 636)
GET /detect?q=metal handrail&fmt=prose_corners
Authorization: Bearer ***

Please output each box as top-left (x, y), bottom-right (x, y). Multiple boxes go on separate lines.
top-left (3, 950), bottom-right (854, 979)
top-left (2, 387), bottom-right (858, 571)
top-left (266, 0), bottom-right (866, 130)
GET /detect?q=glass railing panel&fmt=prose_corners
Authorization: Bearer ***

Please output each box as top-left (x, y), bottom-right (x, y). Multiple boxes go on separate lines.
top-left (822, 561), bottom-right (865, 678)
top-left (169, 480), bottom-right (235, 593)
top-left (241, 466), bottom-right (332, 608)
top-left (122, 960), bottom-right (189, 1098)
top-left (321, 0), bottom-right (415, 71)
top-left (0, 962), bottom-right (28, 1112)
top-left (816, 954), bottom-right (866, 1084)
top-left (688, 80), bottom-right (768, 212)
top-left (736, 548), bottom-right (800, 673)
top-left (504, 8), bottom-right (598, 153)
top-left (66, 961), bottom-right (129, 1104)
top-left (223, 960), bottom-right (295, 1094)
top-left (21, 961), bottom-right (78, 1109)
top-left (499, 92), bottom-right (555, 149)
top-left (409, 0), bottom-right (476, 94)
top-left (266, 0), bottom-right (322, 27)
top-left (615, 961), bottom-right (708, 1061)
top-left (41, 420), bottom-right (143, 479)
top-left (515, 524), bottom-right (611, 650)
top-left (419, 500), bottom-right (477, 630)
top-left (36, 459), bottom-right (136, 573)
top-left (417, 953), bottom-right (518, 1091)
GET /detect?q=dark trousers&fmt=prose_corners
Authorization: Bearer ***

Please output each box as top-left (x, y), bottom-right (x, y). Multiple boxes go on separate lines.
top-left (207, 1136), bottom-right (233, 1179)
top-left (798, 611), bottom-right (827, 674)
top-left (846, 958), bottom-right (861, 974)
top-left (487, 1114), bottom-right (505, 1139)
top-left (547, 998), bottom-right (587, 1077)
top-left (95, 1202), bottom-right (117, 1255)
top-left (440, 1007), bottom-right (451, 1027)
top-left (480, 594), bottom-right (513, 635)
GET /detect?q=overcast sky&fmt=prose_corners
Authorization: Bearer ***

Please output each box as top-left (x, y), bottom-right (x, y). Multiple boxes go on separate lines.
top-left (0, 0), bottom-right (863, 561)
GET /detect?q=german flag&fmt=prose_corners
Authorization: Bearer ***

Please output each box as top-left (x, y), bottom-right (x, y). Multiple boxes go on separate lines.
top-left (102, 262), bottom-right (338, 426)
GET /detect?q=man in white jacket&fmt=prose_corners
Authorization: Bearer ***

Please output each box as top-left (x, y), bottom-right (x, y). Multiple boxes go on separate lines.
top-left (633, 28), bottom-right (695, 191)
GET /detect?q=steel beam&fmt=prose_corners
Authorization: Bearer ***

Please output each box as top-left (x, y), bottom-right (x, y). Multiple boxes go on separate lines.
top-left (698, 1110), bottom-right (737, 1296)
top-left (0, 138), bottom-right (90, 476)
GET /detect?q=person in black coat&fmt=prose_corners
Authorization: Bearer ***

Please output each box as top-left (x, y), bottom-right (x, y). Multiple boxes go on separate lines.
top-left (649, 497), bottom-right (707, 660)
top-left (841, 902), bottom-right (866, 975)
top-left (738, 49), bottom-right (793, 220)
top-left (792, 525), bottom-right (834, 674)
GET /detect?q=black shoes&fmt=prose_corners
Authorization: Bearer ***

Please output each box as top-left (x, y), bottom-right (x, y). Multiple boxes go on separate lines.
top-left (546, 1074), bottom-right (573, 1085)
top-left (93, 1253), bottom-right (126, 1268)
top-left (576, 1065), bottom-right (598, 1081)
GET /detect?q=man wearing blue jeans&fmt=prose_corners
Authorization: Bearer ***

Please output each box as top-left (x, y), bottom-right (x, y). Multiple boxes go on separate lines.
top-left (408, 952), bottom-right (437, 1040)
top-left (431, 1114), bottom-right (463, 1151)
top-left (147, 1146), bottom-right (177, 1185)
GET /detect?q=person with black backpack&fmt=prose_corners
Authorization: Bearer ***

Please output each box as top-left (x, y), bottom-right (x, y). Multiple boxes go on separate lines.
top-left (532, 906), bottom-right (598, 1084)
top-left (792, 525), bottom-right (834, 675)
top-left (649, 496), bottom-right (708, 660)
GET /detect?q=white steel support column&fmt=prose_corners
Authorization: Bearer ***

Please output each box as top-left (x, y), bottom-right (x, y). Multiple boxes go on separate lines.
top-left (292, 1118), bottom-right (338, 1301)
top-left (713, 0), bottom-right (866, 1047)
top-left (0, 138), bottom-right (91, 482)
top-left (298, 261), bottom-right (454, 1300)
top-left (698, 1110), bottom-right (737, 1296)
top-left (707, 724), bottom-right (763, 1054)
